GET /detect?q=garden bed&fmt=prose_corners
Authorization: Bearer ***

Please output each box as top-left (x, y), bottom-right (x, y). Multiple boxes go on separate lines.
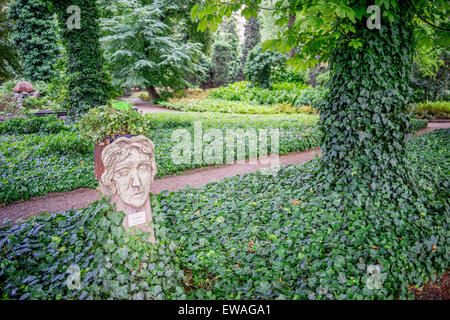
top-left (0, 129), bottom-right (448, 300)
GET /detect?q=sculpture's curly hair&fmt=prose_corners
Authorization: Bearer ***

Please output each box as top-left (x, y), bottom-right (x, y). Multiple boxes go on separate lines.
top-left (101, 135), bottom-right (157, 194)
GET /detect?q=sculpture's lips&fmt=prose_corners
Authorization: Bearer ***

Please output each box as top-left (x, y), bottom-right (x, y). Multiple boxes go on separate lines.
top-left (131, 191), bottom-right (145, 197)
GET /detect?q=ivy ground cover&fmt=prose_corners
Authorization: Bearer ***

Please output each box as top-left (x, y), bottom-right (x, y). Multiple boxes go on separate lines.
top-left (0, 129), bottom-right (448, 299)
top-left (0, 113), bottom-right (320, 204)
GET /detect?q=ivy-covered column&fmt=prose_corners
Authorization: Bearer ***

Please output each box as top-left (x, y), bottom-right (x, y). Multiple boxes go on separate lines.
top-left (49, 0), bottom-right (111, 120)
top-left (8, 0), bottom-right (59, 82)
top-left (320, 6), bottom-right (415, 194)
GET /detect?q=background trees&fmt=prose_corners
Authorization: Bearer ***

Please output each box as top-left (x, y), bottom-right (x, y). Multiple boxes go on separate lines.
top-left (239, 16), bottom-right (261, 81)
top-left (48, 0), bottom-right (112, 120)
top-left (8, 0), bottom-right (59, 82)
top-left (0, 0), bottom-right (19, 82)
top-left (101, 0), bottom-right (205, 101)
top-left (193, 0), bottom-right (449, 186)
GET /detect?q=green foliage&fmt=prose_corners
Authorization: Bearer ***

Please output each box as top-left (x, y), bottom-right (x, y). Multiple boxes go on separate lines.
top-left (411, 51), bottom-right (449, 103)
top-left (194, 0), bottom-right (449, 71)
top-left (22, 97), bottom-right (48, 110)
top-left (0, 132), bottom-right (94, 204)
top-left (316, 71), bottom-right (330, 87)
top-left (101, 1), bottom-right (205, 95)
top-left (49, 0), bottom-right (112, 120)
top-left (271, 65), bottom-right (308, 84)
top-left (414, 101), bottom-right (450, 119)
top-left (244, 45), bottom-right (286, 89)
top-left (217, 16), bottom-right (241, 82)
top-left (0, 0), bottom-right (20, 81)
top-left (209, 41), bottom-right (235, 87)
top-left (77, 105), bottom-right (152, 144)
top-left (8, 0), bottom-right (59, 82)
top-left (410, 119), bottom-right (427, 131)
top-left (0, 114), bottom-right (68, 134)
top-left (320, 9), bottom-right (416, 189)
top-left (0, 111), bottom-right (320, 203)
top-left (46, 40), bottom-right (69, 105)
top-left (0, 198), bottom-right (185, 299)
top-left (160, 98), bottom-right (290, 114)
top-left (210, 81), bottom-right (326, 109)
top-left (239, 15), bottom-right (261, 80)
top-left (1, 130), bottom-right (448, 299)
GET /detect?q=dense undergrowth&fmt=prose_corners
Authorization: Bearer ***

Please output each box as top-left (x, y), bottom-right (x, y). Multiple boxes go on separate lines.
top-left (0, 129), bottom-right (448, 300)
top-left (0, 113), bottom-right (321, 203)
top-left (209, 81), bottom-right (327, 109)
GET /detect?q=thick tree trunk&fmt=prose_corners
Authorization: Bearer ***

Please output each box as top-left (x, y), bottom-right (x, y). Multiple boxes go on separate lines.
top-left (146, 85), bottom-right (160, 101)
top-left (321, 4), bottom-right (414, 191)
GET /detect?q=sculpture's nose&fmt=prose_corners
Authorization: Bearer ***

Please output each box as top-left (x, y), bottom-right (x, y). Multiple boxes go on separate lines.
top-left (130, 169), bottom-right (142, 187)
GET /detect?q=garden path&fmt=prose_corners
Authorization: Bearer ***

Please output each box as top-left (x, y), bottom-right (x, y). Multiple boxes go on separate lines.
top-left (123, 97), bottom-right (178, 113)
top-left (0, 122), bottom-right (448, 224)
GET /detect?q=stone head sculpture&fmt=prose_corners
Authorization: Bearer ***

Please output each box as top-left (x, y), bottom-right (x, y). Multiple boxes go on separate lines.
top-left (101, 135), bottom-right (157, 208)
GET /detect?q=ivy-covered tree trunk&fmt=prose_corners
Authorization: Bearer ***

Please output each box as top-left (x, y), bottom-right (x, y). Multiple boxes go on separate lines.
top-left (49, 0), bottom-right (111, 120)
top-left (320, 5), bottom-right (415, 195)
top-left (8, 0), bottom-right (59, 82)
top-left (0, 0), bottom-right (20, 81)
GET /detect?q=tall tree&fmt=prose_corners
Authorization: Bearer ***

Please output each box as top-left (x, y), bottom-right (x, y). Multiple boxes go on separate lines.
top-left (8, 0), bottom-right (59, 82)
top-left (47, 0), bottom-right (112, 120)
top-left (101, 0), bottom-right (204, 100)
top-left (0, 0), bottom-right (19, 81)
top-left (194, 0), bottom-right (448, 192)
top-left (239, 15), bottom-right (261, 80)
top-left (216, 16), bottom-right (241, 83)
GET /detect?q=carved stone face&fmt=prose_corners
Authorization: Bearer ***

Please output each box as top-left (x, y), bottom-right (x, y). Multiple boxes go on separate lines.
top-left (112, 149), bottom-right (152, 207)
top-left (101, 136), bottom-right (157, 208)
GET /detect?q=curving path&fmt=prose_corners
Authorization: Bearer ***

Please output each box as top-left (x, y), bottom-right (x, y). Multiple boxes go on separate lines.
top-left (0, 122), bottom-right (448, 224)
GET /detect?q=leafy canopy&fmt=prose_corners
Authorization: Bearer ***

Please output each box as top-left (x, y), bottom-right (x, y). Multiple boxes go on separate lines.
top-left (101, 0), bottom-right (205, 91)
top-left (192, 0), bottom-right (449, 70)
top-left (0, 0), bottom-right (19, 81)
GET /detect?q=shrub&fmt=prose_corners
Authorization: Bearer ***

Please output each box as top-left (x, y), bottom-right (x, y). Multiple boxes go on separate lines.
top-left (410, 119), bottom-right (428, 131)
top-left (209, 81), bottom-right (326, 109)
top-left (0, 114), bottom-right (68, 134)
top-left (414, 101), bottom-right (450, 119)
top-left (244, 45), bottom-right (286, 89)
top-left (78, 105), bottom-right (152, 143)
top-left (8, 0), bottom-right (59, 82)
top-left (271, 65), bottom-right (308, 84)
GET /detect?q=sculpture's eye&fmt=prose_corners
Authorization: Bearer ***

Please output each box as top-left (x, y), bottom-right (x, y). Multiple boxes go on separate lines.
top-left (139, 163), bottom-right (151, 171)
top-left (117, 169), bottom-right (130, 177)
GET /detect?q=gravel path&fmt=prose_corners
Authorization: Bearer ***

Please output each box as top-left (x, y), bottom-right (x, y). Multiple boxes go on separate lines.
top-left (0, 121), bottom-right (448, 224)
